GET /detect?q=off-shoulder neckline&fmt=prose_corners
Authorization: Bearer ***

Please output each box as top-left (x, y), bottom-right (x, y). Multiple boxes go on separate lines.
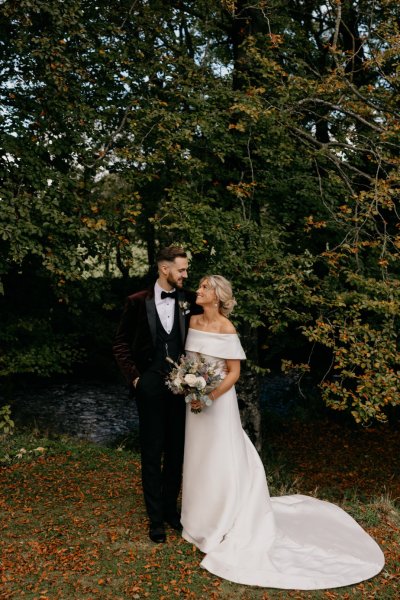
top-left (188, 327), bottom-right (237, 336)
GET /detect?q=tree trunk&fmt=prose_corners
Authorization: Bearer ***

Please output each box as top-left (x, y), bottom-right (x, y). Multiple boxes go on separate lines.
top-left (227, 2), bottom-right (267, 451)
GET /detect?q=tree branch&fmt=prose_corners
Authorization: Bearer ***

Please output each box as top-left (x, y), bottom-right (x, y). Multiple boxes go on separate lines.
top-left (330, 0), bottom-right (342, 51)
top-left (296, 97), bottom-right (384, 133)
top-left (290, 125), bottom-right (374, 182)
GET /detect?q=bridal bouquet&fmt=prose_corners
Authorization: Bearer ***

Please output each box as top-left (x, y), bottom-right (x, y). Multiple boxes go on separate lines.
top-left (166, 354), bottom-right (223, 413)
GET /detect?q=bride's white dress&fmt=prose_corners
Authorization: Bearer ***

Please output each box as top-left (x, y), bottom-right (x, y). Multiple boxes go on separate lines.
top-left (181, 329), bottom-right (384, 590)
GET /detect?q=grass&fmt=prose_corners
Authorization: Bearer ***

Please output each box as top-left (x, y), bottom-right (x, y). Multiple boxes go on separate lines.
top-left (1, 422), bottom-right (399, 600)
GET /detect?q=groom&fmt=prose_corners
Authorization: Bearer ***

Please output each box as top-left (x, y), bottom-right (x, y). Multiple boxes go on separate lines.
top-left (113, 246), bottom-right (199, 543)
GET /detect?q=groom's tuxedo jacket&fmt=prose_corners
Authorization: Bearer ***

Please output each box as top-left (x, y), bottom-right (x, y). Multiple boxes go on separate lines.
top-left (113, 286), bottom-right (199, 393)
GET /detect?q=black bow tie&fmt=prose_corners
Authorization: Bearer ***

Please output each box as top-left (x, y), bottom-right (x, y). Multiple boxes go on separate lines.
top-left (161, 290), bottom-right (177, 300)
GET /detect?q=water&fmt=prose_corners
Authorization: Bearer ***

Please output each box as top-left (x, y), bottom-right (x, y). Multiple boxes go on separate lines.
top-left (261, 374), bottom-right (300, 417)
top-left (12, 381), bottom-right (138, 446)
top-left (9, 374), bottom-right (299, 446)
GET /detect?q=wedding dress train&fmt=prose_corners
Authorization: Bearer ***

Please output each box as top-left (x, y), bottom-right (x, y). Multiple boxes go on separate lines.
top-left (181, 329), bottom-right (384, 590)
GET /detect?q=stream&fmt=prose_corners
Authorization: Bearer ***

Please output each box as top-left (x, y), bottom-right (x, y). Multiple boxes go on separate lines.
top-left (10, 374), bottom-right (299, 446)
top-left (12, 381), bottom-right (138, 446)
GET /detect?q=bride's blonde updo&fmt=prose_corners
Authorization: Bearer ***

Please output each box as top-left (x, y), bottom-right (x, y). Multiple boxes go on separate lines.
top-left (201, 275), bottom-right (237, 317)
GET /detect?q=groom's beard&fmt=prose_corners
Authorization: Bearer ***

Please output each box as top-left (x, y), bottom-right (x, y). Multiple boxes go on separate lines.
top-left (167, 276), bottom-right (184, 288)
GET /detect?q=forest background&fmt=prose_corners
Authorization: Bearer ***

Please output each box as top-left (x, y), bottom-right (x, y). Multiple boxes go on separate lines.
top-left (1, 0), bottom-right (399, 435)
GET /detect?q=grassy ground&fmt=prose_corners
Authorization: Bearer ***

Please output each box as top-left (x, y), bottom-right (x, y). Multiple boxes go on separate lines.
top-left (0, 419), bottom-right (399, 600)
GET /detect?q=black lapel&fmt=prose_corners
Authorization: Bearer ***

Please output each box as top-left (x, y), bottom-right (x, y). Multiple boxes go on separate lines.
top-left (145, 296), bottom-right (157, 347)
top-left (177, 290), bottom-right (186, 345)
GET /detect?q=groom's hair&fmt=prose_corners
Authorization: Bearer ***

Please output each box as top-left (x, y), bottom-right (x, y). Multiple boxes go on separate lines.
top-left (156, 245), bottom-right (187, 264)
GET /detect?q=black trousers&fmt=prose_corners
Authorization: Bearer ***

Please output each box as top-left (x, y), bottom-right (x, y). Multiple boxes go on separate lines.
top-left (135, 368), bottom-right (186, 524)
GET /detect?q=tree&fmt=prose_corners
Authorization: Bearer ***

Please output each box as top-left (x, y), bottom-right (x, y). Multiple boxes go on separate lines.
top-left (1, 0), bottom-right (398, 427)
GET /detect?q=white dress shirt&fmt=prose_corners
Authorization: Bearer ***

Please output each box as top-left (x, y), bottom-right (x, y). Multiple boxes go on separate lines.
top-left (154, 281), bottom-right (175, 334)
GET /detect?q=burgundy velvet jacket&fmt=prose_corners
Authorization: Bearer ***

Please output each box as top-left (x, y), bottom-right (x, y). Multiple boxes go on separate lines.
top-left (112, 286), bottom-right (199, 390)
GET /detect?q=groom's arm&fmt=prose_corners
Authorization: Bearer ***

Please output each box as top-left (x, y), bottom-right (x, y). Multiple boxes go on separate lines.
top-left (112, 294), bottom-right (142, 386)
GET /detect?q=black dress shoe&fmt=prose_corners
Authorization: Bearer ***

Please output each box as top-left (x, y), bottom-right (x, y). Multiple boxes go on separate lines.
top-left (149, 523), bottom-right (166, 543)
top-left (165, 514), bottom-right (182, 531)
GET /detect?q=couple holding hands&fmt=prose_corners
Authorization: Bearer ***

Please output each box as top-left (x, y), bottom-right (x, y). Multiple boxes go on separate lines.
top-left (113, 246), bottom-right (383, 591)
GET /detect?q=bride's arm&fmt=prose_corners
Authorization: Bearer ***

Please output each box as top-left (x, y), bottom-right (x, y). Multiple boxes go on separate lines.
top-left (209, 359), bottom-right (240, 402)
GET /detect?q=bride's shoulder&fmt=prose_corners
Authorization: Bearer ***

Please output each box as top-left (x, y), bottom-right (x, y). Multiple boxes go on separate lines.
top-left (189, 314), bottom-right (201, 327)
top-left (219, 317), bottom-right (236, 334)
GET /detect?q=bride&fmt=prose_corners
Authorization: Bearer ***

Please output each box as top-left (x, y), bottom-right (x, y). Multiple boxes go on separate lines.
top-left (181, 275), bottom-right (384, 590)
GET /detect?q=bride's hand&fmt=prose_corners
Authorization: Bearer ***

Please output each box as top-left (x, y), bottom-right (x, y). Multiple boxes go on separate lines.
top-left (190, 398), bottom-right (203, 413)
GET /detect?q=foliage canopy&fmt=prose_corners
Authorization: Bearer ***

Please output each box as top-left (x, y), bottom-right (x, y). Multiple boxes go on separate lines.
top-left (1, 0), bottom-right (399, 423)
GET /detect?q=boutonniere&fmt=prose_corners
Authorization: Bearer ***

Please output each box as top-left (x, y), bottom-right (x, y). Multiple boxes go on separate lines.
top-left (179, 300), bottom-right (190, 314)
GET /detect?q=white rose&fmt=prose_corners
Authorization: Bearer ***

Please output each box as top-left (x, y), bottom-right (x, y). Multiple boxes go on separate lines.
top-left (184, 374), bottom-right (198, 386)
top-left (173, 378), bottom-right (182, 388)
top-left (195, 376), bottom-right (206, 390)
